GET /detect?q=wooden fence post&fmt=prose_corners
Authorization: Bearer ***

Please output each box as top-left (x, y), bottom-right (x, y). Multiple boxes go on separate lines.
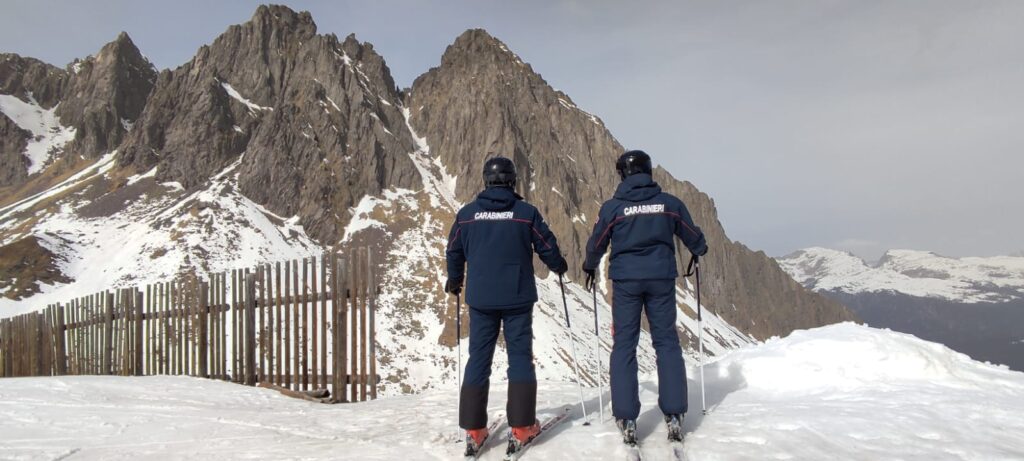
top-left (55, 303), bottom-right (67, 376)
top-left (284, 261), bottom-right (291, 388)
top-left (367, 251), bottom-right (377, 400)
top-left (134, 289), bottom-right (144, 376)
top-left (1, 318), bottom-right (8, 378)
top-left (245, 274), bottom-right (257, 386)
top-left (331, 255), bottom-right (343, 401)
top-left (319, 254), bottom-right (327, 390)
top-left (199, 281), bottom-right (209, 378)
top-left (310, 256), bottom-right (318, 390)
top-left (0, 319), bottom-right (7, 378)
top-left (258, 266), bottom-right (266, 383)
top-left (350, 254), bottom-right (359, 403)
top-left (292, 259), bottom-right (299, 391)
top-left (338, 256), bottom-right (349, 402)
top-left (359, 249), bottom-right (368, 401)
top-left (103, 292), bottom-right (113, 375)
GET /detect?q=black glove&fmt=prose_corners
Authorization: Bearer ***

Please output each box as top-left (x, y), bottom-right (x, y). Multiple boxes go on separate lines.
top-left (696, 243), bottom-right (708, 257)
top-left (552, 257), bottom-right (569, 275)
top-left (583, 267), bottom-right (596, 291)
top-left (444, 277), bottom-right (463, 295)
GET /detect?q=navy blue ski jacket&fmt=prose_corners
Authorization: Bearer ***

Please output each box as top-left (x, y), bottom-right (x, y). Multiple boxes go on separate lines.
top-left (446, 187), bottom-right (565, 309)
top-left (583, 173), bottom-right (707, 280)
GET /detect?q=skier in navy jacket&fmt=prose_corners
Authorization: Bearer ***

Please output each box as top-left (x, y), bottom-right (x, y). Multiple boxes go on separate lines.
top-left (445, 157), bottom-right (568, 454)
top-left (582, 150), bottom-right (708, 444)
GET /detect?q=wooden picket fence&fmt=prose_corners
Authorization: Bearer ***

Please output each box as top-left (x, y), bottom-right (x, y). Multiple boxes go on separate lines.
top-left (0, 248), bottom-right (378, 403)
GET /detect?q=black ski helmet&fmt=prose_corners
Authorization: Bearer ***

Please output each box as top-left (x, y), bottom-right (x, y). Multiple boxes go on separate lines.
top-left (616, 150), bottom-right (653, 180)
top-left (483, 156), bottom-right (517, 188)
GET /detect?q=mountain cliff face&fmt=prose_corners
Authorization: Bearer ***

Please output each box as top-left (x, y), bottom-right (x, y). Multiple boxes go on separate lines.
top-left (58, 32), bottom-right (156, 160)
top-left (117, 5), bottom-right (420, 243)
top-left (2, 5), bottom-right (853, 392)
top-left (407, 29), bottom-right (855, 340)
top-left (0, 33), bottom-right (155, 190)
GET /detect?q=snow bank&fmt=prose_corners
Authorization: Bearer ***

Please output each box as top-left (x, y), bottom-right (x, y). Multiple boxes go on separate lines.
top-left (1, 324), bottom-right (1021, 460)
top-left (688, 323), bottom-right (1024, 460)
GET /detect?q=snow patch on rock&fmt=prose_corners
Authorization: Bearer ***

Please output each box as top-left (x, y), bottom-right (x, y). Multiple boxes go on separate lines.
top-left (0, 93), bottom-right (76, 174)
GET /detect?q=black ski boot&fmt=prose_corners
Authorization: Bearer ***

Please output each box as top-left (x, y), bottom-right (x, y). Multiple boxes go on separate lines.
top-left (665, 414), bottom-right (684, 442)
top-left (616, 419), bottom-right (638, 446)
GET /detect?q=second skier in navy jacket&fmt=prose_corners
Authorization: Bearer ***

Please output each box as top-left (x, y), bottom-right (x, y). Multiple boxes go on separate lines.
top-left (583, 150), bottom-right (707, 444)
top-left (445, 157), bottom-right (568, 454)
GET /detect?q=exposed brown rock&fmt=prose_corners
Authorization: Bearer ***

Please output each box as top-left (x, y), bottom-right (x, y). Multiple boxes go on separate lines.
top-left (0, 235), bottom-right (72, 300)
top-left (0, 114), bottom-right (30, 187)
top-left (57, 32), bottom-right (157, 159)
top-left (0, 33), bottom-right (156, 187)
top-left (0, 54), bottom-right (66, 108)
top-left (117, 5), bottom-right (421, 243)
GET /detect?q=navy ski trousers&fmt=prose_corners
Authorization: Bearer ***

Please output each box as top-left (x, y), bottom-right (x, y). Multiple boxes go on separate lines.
top-left (459, 304), bottom-right (537, 429)
top-left (610, 279), bottom-right (687, 420)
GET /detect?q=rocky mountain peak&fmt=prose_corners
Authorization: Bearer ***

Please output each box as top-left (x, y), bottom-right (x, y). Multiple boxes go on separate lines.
top-left (439, 29), bottom-right (534, 79)
top-left (250, 4), bottom-right (317, 36)
top-left (115, 4), bottom-right (420, 243)
top-left (56, 31), bottom-right (157, 159)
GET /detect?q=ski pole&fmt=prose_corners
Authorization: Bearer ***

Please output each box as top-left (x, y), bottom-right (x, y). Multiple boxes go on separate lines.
top-left (591, 283), bottom-right (605, 423)
top-left (558, 273), bottom-right (590, 425)
top-left (456, 291), bottom-right (463, 440)
top-left (695, 258), bottom-right (707, 415)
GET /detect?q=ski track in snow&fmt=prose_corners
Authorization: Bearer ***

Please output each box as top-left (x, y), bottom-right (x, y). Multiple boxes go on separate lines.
top-left (1, 324), bottom-right (1021, 460)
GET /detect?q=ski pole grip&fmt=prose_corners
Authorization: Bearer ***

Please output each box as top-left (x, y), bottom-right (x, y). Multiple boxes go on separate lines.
top-left (685, 255), bottom-right (698, 277)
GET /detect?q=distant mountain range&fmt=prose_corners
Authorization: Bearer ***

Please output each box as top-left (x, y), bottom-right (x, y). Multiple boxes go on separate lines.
top-left (778, 248), bottom-right (1024, 371)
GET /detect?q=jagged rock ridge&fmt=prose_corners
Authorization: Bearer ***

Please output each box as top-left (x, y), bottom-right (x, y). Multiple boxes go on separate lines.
top-left (0, 33), bottom-right (156, 189)
top-left (117, 4), bottom-right (420, 242)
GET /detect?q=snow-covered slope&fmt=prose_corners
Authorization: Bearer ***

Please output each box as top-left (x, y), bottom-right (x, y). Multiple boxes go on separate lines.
top-left (0, 153), bottom-right (322, 312)
top-left (1, 323), bottom-right (1021, 460)
top-left (778, 247), bottom-right (1024, 303)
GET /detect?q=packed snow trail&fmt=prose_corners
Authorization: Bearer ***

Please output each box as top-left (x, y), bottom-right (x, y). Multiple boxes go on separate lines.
top-left (1, 323), bottom-right (1022, 460)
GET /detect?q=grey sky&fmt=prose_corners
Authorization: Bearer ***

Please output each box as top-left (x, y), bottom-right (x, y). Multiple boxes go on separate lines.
top-left (3, 0), bottom-right (1022, 259)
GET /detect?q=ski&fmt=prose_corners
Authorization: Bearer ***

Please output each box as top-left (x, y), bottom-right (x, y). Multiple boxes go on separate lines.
top-left (616, 419), bottom-right (642, 460)
top-left (666, 414), bottom-right (683, 442)
top-left (670, 441), bottom-right (686, 461)
top-left (464, 415), bottom-right (507, 460)
top-left (503, 405), bottom-right (573, 460)
top-left (665, 414), bottom-right (685, 460)
top-left (624, 444), bottom-right (643, 461)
